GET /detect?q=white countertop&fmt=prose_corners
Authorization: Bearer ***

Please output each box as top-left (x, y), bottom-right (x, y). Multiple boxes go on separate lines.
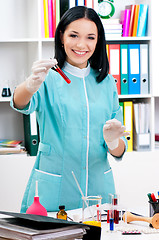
top-left (48, 209), bottom-right (159, 239)
top-left (1, 210), bottom-right (159, 240)
top-left (101, 221), bottom-right (159, 240)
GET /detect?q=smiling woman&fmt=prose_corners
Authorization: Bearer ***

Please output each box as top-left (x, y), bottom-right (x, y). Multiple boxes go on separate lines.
top-left (55, 6), bottom-right (109, 83)
top-left (10, 6), bottom-right (128, 213)
top-left (60, 18), bottom-right (98, 69)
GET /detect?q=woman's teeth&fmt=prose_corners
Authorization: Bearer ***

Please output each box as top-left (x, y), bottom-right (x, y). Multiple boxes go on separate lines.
top-left (73, 50), bottom-right (87, 55)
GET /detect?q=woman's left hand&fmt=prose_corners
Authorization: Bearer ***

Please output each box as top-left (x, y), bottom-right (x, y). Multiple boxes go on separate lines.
top-left (103, 119), bottom-right (129, 150)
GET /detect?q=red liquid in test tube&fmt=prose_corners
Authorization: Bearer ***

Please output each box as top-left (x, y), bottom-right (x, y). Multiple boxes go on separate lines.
top-left (53, 65), bottom-right (71, 84)
top-left (114, 196), bottom-right (119, 224)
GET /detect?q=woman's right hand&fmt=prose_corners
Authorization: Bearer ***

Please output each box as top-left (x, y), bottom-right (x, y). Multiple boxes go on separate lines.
top-left (25, 59), bottom-right (57, 94)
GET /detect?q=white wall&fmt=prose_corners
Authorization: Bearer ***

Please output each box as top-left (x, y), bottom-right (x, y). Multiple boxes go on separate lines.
top-left (0, 155), bottom-right (35, 212)
top-left (109, 150), bottom-right (159, 216)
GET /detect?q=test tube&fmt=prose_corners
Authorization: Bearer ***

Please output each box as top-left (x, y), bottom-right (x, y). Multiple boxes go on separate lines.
top-left (107, 194), bottom-right (113, 223)
top-left (108, 194), bottom-right (114, 231)
top-left (53, 65), bottom-right (71, 84)
top-left (109, 209), bottom-right (114, 231)
top-left (96, 204), bottom-right (101, 222)
top-left (113, 194), bottom-right (119, 224)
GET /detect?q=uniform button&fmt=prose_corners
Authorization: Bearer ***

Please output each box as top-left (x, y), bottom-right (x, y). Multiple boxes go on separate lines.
top-left (84, 136), bottom-right (87, 139)
top-left (83, 167), bottom-right (86, 170)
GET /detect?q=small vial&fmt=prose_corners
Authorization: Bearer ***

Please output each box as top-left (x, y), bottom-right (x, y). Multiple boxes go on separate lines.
top-left (57, 205), bottom-right (67, 220)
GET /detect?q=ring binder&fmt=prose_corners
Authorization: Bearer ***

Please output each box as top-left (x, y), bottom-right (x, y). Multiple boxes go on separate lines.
top-left (128, 44), bottom-right (140, 94)
top-left (23, 112), bottom-right (39, 156)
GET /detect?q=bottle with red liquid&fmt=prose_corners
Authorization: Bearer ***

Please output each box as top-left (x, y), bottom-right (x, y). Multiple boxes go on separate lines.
top-left (107, 193), bottom-right (119, 224)
top-left (113, 194), bottom-right (119, 224)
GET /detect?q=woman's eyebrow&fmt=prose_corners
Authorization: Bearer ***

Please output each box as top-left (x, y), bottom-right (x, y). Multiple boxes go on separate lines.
top-left (88, 33), bottom-right (96, 36)
top-left (70, 30), bottom-right (79, 34)
top-left (69, 31), bottom-right (96, 36)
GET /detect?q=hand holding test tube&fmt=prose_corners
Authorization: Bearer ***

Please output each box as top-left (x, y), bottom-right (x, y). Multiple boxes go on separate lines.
top-left (26, 59), bottom-right (58, 94)
top-left (26, 58), bottom-right (71, 94)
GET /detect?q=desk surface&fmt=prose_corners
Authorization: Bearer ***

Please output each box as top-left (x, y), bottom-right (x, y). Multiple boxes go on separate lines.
top-left (101, 222), bottom-right (159, 240)
top-left (49, 210), bottom-right (159, 239)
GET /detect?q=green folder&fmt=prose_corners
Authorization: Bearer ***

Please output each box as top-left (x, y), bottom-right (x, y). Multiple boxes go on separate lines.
top-left (119, 102), bottom-right (124, 123)
top-left (120, 44), bottom-right (129, 95)
top-left (23, 113), bottom-right (39, 156)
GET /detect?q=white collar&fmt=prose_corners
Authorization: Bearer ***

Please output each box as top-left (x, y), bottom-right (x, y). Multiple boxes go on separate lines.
top-left (63, 62), bottom-right (90, 78)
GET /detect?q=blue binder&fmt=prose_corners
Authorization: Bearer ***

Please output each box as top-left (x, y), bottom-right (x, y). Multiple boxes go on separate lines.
top-left (128, 44), bottom-right (140, 94)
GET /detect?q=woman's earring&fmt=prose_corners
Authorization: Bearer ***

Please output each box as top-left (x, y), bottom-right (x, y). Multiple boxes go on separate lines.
top-left (62, 44), bottom-right (64, 48)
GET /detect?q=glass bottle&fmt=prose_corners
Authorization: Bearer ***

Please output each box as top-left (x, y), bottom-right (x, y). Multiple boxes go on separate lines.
top-left (57, 205), bottom-right (67, 220)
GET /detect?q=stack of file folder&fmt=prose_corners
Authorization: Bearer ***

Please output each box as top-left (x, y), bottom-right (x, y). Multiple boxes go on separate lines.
top-left (120, 101), bottom-right (150, 152)
top-left (120, 4), bottom-right (148, 37)
top-left (42, 0), bottom-right (60, 38)
top-left (107, 43), bottom-right (149, 95)
top-left (0, 211), bottom-right (101, 240)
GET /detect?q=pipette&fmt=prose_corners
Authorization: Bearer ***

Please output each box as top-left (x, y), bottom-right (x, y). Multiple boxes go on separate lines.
top-left (71, 171), bottom-right (95, 221)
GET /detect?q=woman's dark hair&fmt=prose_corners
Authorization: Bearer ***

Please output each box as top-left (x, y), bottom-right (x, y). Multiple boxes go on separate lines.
top-left (55, 6), bottom-right (109, 83)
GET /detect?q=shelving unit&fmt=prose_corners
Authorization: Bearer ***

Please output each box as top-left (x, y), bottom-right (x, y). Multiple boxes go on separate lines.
top-left (0, 0), bottom-right (158, 152)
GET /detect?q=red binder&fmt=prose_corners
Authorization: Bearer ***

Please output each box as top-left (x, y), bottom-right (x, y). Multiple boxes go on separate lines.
top-left (108, 44), bottom-right (121, 95)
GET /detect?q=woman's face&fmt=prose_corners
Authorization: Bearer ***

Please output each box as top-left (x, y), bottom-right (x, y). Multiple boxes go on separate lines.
top-left (61, 18), bottom-right (98, 69)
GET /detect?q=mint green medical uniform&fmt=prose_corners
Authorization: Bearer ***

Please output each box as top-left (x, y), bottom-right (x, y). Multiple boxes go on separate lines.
top-left (10, 62), bottom-right (127, 213)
